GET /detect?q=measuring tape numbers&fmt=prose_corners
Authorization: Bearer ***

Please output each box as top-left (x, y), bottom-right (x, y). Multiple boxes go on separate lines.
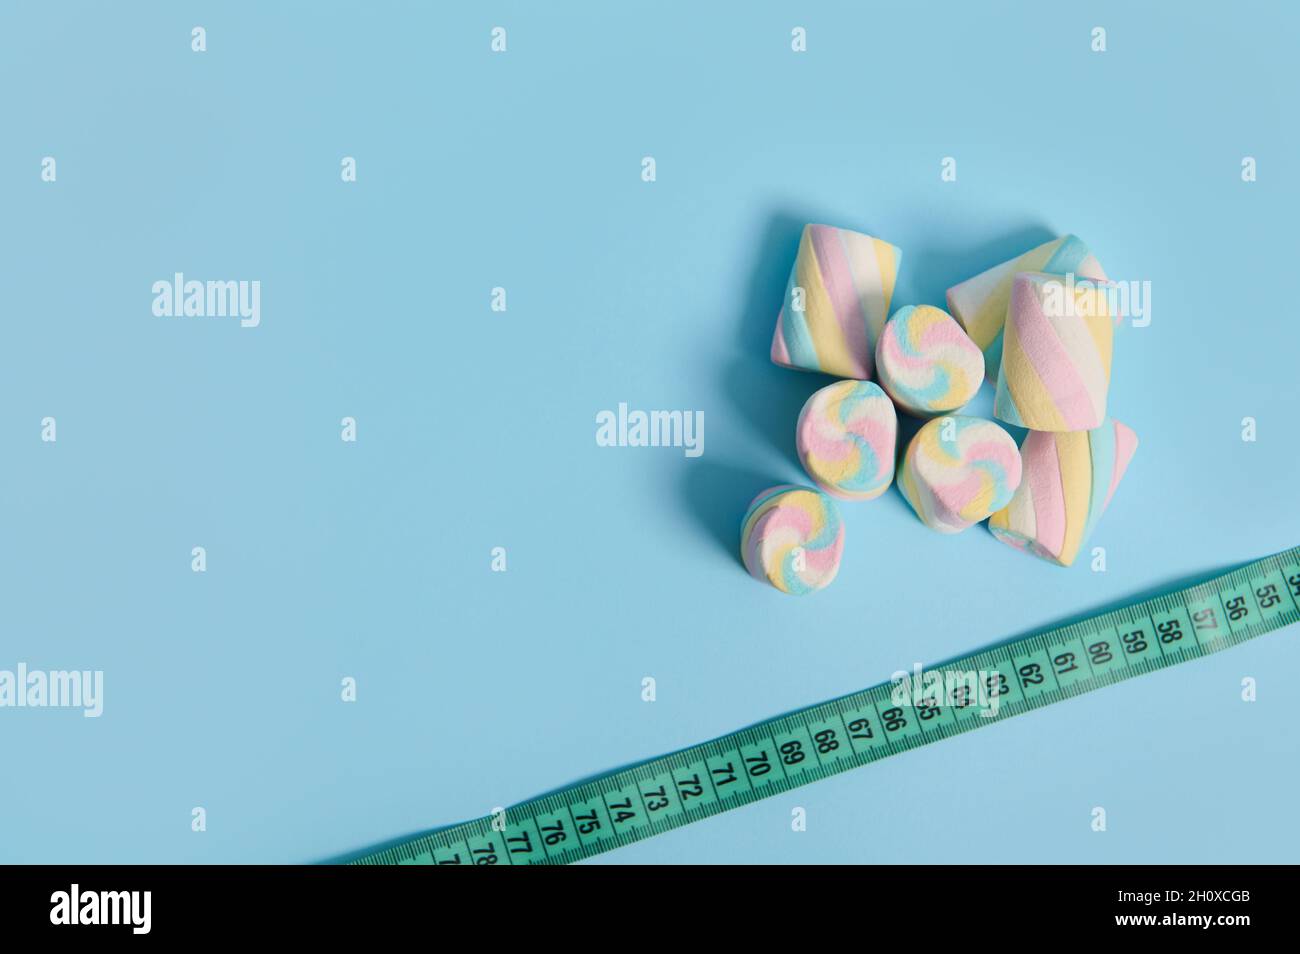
top-left (351, 546), bottom-right (1300, 866)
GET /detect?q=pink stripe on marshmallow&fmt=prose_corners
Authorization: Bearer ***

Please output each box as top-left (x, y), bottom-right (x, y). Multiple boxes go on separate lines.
top-left (1025, 432), bottom-right (1066, 558)
top-left (1009, 284), bottom-right (1098, 430)
top-left (1104, 421), bottom-right (1139, 510)
top-left (809, 225), bottom-right (869, 378)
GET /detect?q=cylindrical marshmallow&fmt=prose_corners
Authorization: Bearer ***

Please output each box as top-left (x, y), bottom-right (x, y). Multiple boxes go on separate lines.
top-left (899, 416), bottom-right (1022, 533)
top-left (771, 223), bottom-right (901, 380)
top-left (740, 485), bottom-right (844, 595)
top-left (993, 272), bottom-right (1114, 432)
top-left (945, 234), bottom-right (1107, 383)
top-left (875, 305), bottom-right (984, 417)
top-left (989, 419), bottom-right (1138, 567)
top-left (796, 380), bottom-right (897, 500)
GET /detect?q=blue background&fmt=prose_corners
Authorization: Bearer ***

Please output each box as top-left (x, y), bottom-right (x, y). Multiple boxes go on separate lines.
top-left (2, 1), bottom-right (1297, 864)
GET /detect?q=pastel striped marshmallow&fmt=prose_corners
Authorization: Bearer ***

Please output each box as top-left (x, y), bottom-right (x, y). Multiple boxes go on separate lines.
top-left (875, 305), bottom-right (984, 417)
top-left (899, 416), bottom-right (1022, 534)
top-left (993, 272), bottom-right (1114, 432)
top-left (989, 419), bottom-right (1138, 567)
top-left (740, 485), bottom-right (844, 595)
top-left (946, 235), bottom-right (1106, 382)
top-left (796, 380), bottom-right (897, 500)
top-left (771, 224), bottom-right (901, 380)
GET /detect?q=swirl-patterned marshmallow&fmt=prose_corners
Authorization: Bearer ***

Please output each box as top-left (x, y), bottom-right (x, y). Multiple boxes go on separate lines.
top-left (993, 272), bottom-right (1114, 432)
top-left (875, 305), bottom-right (984, 417)
top-left (946, 234), bottom-right (1106, 383)
top-left (796, 380), bottom-right (897, 500)
top-left (740, 485), bottom-right (844, 595)
top-left (989, 419), bottom-right (1138, 567)
top-left (899, 416), bottom-right (1023, 533)
top-left (770, 224), bottom-right (901, 380)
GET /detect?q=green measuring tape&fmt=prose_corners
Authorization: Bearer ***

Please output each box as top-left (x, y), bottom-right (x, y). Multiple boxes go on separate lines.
top-left (353, 546), bottom-right (1300, 866)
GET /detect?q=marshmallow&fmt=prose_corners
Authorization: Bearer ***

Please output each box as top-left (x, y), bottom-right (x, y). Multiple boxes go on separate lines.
top-left (740, 485), bottom-right (844, 595)
top-left (771, 224), bottom-right (901, 380)
top-left (796, 380), bottom-right (897, 500)
top-left (989, 419), bottom-right (1138, 567)
top-left (875, 305), bottom-right (984, 417)
top-left (946, 235), bottom-right (1106, 382)
top-left (899, 416), bottom-right (1022, 533)
top-left (993, 272), bottom-right (1114, 432)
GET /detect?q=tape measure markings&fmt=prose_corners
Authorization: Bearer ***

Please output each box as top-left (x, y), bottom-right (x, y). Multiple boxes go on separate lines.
top-left (354, 548), bottom-right (1300, 866)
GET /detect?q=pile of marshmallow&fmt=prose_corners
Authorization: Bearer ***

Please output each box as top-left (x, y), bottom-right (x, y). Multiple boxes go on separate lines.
top-left (741, 224), bottom-right (1138, 595)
